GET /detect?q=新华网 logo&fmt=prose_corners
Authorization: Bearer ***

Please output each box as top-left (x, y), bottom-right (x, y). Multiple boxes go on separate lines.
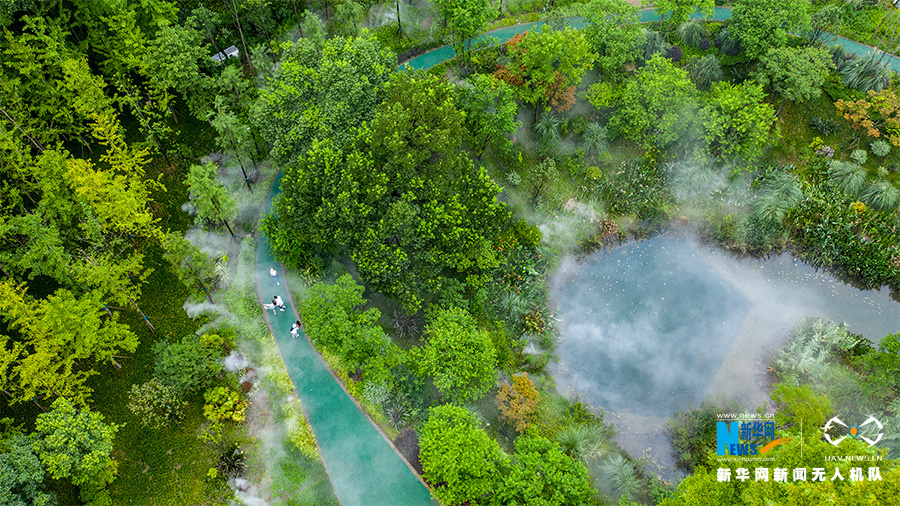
top-left (824, 416), bottom-right (883, 447)
top-left (717, 420), bottom-right (790, 456)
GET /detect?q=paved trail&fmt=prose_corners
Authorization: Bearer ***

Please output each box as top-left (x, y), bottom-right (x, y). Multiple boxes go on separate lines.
top-left (403, 7), bottom-right (900, 71)
top-left (257, 173), bottom-right (434, 506)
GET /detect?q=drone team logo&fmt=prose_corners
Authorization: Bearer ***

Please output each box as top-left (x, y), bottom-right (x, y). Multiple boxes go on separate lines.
top-left (824, 416), bottom-right (884, 447)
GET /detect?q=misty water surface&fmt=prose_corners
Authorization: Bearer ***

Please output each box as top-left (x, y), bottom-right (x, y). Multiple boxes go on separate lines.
top-left (549, 233), bottom-right (900, 476)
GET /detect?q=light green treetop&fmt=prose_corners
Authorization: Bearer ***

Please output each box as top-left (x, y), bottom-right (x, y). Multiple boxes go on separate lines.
top-left (417, 307), bottom-right (497, 404)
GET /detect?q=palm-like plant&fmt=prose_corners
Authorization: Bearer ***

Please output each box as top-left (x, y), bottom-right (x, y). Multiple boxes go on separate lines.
top-left (595, 454), bottom-right (640, 502)
top-left (533, 112), bottom-right (561, 148)
top-left (689, 54), bottom-right (723, 91)
top-left (677, 19), bottom-right (709, 48)
top-left (752, 171), bottom-right (803, 223)
top-left (838, 54), bottom-right (892, 92)
top-left (582, 122), bottom-right (609, 163)
top-left (642, 29), bottom-right (668, 61)
top-left (860, 180), bottom-right (900, 213)
top-left (828, 160), bottom-right (868, 196)
top-left (715, 27), bottom-right (741, 57)
top-left (555, 424), bottom-right (607, 461)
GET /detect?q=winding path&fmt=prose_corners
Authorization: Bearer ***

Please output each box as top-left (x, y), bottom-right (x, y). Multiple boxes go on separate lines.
top-left (253, 7), bottom-right (898, 505)
top-left (403, 7), bottom-right (900, 71)
top-left (256, 173), bottom-right (435, 506)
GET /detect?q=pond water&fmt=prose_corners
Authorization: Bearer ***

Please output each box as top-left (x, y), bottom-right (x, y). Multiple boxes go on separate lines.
top-left (549, 233), bottom-right (900, 478)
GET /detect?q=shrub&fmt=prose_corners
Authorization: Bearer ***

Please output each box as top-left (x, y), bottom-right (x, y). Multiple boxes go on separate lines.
top-left (153, 334), bottom-right (223, 396)
top-left (203, 386), bottom-right (248, 424)
top-left (666, 45), bottom-right (683, 63)
top-left (677, 19), bottom-right (709, 48)
top-left (698, 38), bottom-right (711, 51)
top-left (809, 116), bottom-right (838, 136)
top-left (870, 139), bottom-right (891, 157)
top-left (689, 54), bottom-right (723, 91)
top-left (496, 373), bottom-right (540, 432)
top-left (506, 171), bottom-right (522, 187)
top-left (642, 30), bottom-right (667, 60)
top-left (850, 148), bottom-right (868, 165)
top-left (127, 379), bottom-right (186, 429)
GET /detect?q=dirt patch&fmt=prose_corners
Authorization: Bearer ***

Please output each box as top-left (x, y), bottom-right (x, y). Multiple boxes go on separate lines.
top-left (393, 429), bottom-right (423, 475)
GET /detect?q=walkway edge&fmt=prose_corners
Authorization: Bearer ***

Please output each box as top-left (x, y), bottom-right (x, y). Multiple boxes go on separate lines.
top-left (253, 173), bottom-right (343, 505)
top-left (278, 279), bottom-right (434, 494)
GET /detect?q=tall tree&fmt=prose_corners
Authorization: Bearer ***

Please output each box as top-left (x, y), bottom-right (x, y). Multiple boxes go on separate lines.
top-left (185, 162), bottom-right (238, 238)
top-left (730, 0), bottom-right (811, 59)
top-left (0, 281), bottom-right (138, 407)
top-left (32, 398), bottom-right (121, 505)
top-left (601, 54), bottom-right (698, 148)
top-left (498, 435), bottom-right (596, 505)
top-left (583, 0), bottom-right (644, 78)
top-left (434, 0), bottom-right (491, 64)
top-left (419, 404), bottom-right (506, 505)
top-left (457, 74), bottom-right (520, 156)
top-left (0, 430), bottom-right (56, 506)
top-left (250, 33), bottom-right (394, 165)
top-left (496, 28), bottom-right (595, 116)
top-left (755, 46), bottom-right (834, 110)
top-left (417, 307), bottom-right (497, 404)
top-left (267, 71), bottom-right (509, 311)
top-left (299, 274), bottom-right (398, 383)
top-left (650, 0), bottom-right (714, 37)
top-left (144, 22), bottom-right (213, 120)
top-left (161, 231), bottom-right (218, 303)
top-left (702, 81), bottom-right (777, 165)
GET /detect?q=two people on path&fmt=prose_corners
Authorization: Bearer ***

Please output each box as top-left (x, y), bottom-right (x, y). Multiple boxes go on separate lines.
top-left (263, 295), bottom-right (286, 313)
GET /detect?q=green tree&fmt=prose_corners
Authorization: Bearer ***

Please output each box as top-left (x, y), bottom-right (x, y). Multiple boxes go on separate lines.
top-left (299, 275), bottom-right (398, 383)
top-left (161, 231), bottom-right (218, 303)
top-left (651, 0), bottom-right (714, 37)
top-left (185, 162), bottom-right (237, 238)
top-left (32, 398), bottom-right (121, 505)
top-left (152, 334), bottom-right (223, 396)
top-left (250, 33), bottom-right (394, 165)
top-left (419, 404), bottom-right (506, 505)
top-left (805, 4), bottom-right (840, 46)
top-left (418, 307), bottom-right (497, 404)
top-left (730, 0), bottom-right (811, 59)
top-left (755, 46), bottom-right (834, 110)
top-left (498, 435), bottom-right (595, 505)
top-left (583, 0), bottom-right (644, 78)
top-left (268, 71), bottom-right (509, 312)
top-left (434, 0), bottom-right (491, 64)
top-left (0, 281), bottom-right (138, 407)
top-left (0, 429), bottom-right (55, 506)
top-left (499, 28), bottom-right (595, 115)
top-left (702, 81), bottom-right (776, 164)
top-left (144, 22), bottom-right (212, 119)
top-left (209, 102), bottom-right (255, 192)
top-left (458, 74), bottom-right (520, 156)
top-left (772, 382), bottom-right (832, 430)
top-left (602, 54), bottom-right (697, 148)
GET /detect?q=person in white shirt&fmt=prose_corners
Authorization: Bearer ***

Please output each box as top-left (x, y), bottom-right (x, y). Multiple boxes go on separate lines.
top-left (273, 295), bottom-right (285, 311)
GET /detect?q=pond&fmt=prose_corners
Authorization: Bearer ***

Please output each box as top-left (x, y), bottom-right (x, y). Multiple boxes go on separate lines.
top-left (549, 233), bottom-right (900, 478)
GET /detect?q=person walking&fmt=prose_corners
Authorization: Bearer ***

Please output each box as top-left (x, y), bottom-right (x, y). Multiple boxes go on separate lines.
top-left (273, 295), bottom-right (286, 311)
top-left (290, 321), bottom-right (301, 338)
top-left (270, 267), bottom-right (280, 285)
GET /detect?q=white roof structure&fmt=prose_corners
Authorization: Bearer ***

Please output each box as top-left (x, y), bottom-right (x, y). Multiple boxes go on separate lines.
top-left (212, 45), bottom-right (240, 63)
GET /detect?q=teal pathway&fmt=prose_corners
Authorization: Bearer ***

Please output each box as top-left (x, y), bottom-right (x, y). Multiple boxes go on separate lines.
top-left (257, 172), bottom-right (435, 506)
top-left (403, 7), bottom-right (900, 72)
